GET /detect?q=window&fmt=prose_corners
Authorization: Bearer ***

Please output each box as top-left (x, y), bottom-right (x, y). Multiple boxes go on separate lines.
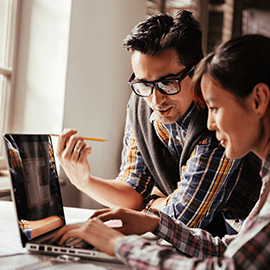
top-left (0, 0), bottom-right (19, 169)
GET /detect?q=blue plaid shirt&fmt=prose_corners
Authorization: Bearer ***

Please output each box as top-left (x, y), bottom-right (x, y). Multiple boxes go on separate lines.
top-left (117, 102), bottom-right (243, 229)
top-left (114, 154), bottom-right (270, 270)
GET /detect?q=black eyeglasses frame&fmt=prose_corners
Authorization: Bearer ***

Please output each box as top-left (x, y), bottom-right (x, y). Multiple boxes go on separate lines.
top-left (128, 65), bottom-right (196, 97)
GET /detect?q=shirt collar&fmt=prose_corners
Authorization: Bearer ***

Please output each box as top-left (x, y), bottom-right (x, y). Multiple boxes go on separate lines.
top-left (260, 153), bottom-right (270, 178)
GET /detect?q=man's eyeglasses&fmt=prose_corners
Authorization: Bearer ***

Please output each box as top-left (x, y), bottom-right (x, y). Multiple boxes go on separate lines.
top-left (128, 65), bottom-right (196, 97)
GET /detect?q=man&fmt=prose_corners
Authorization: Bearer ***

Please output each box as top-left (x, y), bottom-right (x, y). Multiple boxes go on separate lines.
top-left (57, 10), bottom-right (261, 236)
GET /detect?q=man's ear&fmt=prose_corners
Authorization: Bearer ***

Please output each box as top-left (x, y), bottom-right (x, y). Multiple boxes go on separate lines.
top-left (252, 83), bottom-right (270, 116)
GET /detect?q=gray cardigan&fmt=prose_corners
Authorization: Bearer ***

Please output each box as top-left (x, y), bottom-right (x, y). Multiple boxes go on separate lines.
top-left (128, 93), bottom-right (261, 220)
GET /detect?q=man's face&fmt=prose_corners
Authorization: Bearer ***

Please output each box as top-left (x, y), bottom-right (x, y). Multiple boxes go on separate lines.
top-left (131, 49), bottom-right (194, 124)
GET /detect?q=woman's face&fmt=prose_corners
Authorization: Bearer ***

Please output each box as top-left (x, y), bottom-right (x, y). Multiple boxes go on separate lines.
top-left (201, 74), bottom-right (259, 160)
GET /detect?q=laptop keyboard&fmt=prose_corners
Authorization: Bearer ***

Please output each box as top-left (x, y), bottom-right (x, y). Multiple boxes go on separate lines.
top-left (64, 237), bottom-right (94, 249)
top-left (42, 236), bottom-right (94, 250)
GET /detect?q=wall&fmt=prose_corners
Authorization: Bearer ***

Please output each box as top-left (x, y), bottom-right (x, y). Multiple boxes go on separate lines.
top-left (242, 8), bottom-right (270, 37)
top-left (62, 0), bottom-right (146, 208)
top-left (10, 0), bottom-right (146, 208)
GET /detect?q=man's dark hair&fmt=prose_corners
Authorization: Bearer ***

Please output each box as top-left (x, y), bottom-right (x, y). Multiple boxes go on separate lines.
top-left (123, 10), bottom-right (203, 67)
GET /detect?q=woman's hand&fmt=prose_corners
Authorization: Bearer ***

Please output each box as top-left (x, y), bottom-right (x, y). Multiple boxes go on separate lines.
top-left (91, 207), bottom-right (160, 235)
top-left (52, 207), bottom-right (161, 257)
top-left (52, 217), bottom-right (124, 257)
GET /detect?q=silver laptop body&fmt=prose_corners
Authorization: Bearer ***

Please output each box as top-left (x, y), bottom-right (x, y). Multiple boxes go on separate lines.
top-left (3, 133), bottom-right (120, 263)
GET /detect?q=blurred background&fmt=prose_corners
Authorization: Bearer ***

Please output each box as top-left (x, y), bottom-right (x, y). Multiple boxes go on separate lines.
top-left (0, 0), bottom-right (269, 209)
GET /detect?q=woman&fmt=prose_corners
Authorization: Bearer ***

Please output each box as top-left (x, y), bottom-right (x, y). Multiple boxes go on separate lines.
top-left (53, 34), bottom-right (270, 269)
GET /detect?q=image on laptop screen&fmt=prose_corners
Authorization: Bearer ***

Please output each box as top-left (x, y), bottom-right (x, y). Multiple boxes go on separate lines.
top-left (4, 134), bottom-right (65, 241)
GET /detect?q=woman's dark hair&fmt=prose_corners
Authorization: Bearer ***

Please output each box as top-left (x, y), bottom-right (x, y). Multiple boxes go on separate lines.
top-left (123, 10), bottom-right (203, 68)
top-left (192, 34), bottom-right (270, 107)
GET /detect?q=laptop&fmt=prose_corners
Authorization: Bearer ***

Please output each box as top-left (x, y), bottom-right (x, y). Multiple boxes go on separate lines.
top-left (3, 133), bottom-right (120, 263)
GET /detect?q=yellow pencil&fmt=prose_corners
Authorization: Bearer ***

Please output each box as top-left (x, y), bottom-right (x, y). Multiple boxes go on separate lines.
top-left (50, 134), bottom-right (108, 142)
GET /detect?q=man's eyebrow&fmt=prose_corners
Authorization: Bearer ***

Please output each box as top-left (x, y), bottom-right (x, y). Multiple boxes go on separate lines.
top-left (159, 72), bottom-right (183, 80)
top-left (135, 70), bottom-right (185, 82)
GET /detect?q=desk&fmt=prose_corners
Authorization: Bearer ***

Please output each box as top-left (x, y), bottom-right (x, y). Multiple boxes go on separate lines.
top-left (0, 201), bottom-right (130, 270)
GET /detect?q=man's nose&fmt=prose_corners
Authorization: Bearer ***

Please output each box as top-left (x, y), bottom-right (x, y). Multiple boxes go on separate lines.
top-left (151, 87), bottom-right (166, 106)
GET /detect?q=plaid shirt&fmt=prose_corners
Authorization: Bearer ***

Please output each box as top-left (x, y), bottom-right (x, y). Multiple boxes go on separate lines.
top-left (114, 154), bottom-right (270, 269)
top-left (117, 103), bottom-right (243, 228)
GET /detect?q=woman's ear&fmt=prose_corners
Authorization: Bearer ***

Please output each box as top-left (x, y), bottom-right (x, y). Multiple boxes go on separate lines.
top-left (252, 83), bottom-right (270, 117)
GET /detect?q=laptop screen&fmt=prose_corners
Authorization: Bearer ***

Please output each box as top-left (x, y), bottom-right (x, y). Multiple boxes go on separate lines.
top-left (4, 134), bottom-right (65, 242)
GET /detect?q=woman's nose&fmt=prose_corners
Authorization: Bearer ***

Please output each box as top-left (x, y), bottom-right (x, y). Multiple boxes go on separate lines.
top-left (207, 114), bottom-right (216, 131)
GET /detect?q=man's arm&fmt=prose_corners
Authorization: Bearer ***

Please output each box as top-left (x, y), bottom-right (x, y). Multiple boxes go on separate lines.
top-left (160, 141), bottom-right (241, 228)
top-left (143, 140), bottom-right (242, 228)
top-left (78, 175), bottom-right (144, 210)
top-left (56, 128), bottom-right (144, 210)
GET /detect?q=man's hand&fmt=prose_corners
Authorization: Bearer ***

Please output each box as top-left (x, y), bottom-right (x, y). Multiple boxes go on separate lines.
top-left (56, 128), bottom-right (92, 190)
top-left (151, 186), bottom-right (166, 197)
top-left (146, 186), bottom-right (166, 211)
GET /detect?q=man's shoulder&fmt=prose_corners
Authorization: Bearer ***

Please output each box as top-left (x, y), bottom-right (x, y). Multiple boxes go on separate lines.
top-left (189, 104), bottom-right (208, 121)
top-left (128, 93), bottom-right (153, 123)
top-left (128, 93), bottom-right (149, 110)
